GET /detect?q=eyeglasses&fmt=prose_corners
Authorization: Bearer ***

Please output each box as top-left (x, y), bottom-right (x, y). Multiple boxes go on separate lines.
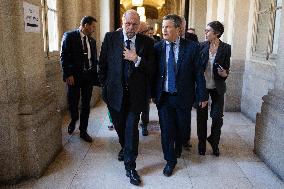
top-left (204, 29), bottom-right (214, 33)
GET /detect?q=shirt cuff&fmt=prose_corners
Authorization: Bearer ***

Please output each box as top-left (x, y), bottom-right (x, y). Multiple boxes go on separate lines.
top-left (134, 56), bottom-right (142, 67)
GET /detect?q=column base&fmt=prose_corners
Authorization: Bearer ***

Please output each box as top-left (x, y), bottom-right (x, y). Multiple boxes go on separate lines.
top-left (255, 89), bottom-right (284, 180)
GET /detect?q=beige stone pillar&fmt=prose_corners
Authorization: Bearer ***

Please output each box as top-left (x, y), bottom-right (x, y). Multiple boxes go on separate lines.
top-left (206, 0), bottom-right (218, 23)
top-left (0, 0), bottom-right (61, 183)
top-left (188, 0), bottom-right (207, 42)
top-left (224, 0), bottom-right (250, 111)
top-left (255, 9), bottom-right (284, 180)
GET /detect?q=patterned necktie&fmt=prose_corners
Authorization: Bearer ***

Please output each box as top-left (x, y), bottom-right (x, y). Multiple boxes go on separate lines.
top-left (167, 42), bottom-right (176, 93)
top-left (83, 36), bottom-right (90, 70)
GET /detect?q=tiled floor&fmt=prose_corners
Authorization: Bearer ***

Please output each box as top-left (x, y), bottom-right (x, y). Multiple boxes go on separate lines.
top-left (2, 101), bottom-right (284, 189)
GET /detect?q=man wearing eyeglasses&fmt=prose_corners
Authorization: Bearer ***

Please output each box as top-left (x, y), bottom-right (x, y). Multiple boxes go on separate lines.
top-left (99, 9), bottom-right (155, 186)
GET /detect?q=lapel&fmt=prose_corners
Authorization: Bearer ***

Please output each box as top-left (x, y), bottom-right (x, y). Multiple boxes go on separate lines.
top-left (160, 40), bottom-right (166, 76)
top-left (75, 29), bottom-right (84, 54)
top-left (135, 34), bottom-right (142, 55)
top-left (214, 40), bottom-right (224, 64)
top-left (114, 31), bottom-right (124, 69)
top-left (201, 41), bottom-right (210, 68)
top-left (176, 38), bottom-right (185, 75)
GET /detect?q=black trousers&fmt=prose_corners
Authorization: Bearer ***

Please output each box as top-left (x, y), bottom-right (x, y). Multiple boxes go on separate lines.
top-left (140, 100), bottom-right (150, 126)
top-left (157, 93), bottom-right (191, 166)
top-left (197, 88), bottom-right (224, 151)
top-left (108, 90), bottom-right (140, 171)
top-left (67, 74), bottom-right (93, 133)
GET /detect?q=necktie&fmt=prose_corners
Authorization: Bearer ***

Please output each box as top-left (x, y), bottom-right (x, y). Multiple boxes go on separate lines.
top-left (123, 39), bottom-right (132, 84)
top-left (83, 36), bottom-right (90, 70)
top-left (126, 39), bottom-right (131, 50)
top-left (167, 42), bottom-right (176, 93)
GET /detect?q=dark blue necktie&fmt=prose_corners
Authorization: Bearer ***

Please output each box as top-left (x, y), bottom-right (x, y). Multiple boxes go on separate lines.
top-left (123, 39), bottom-right (131, 84)
top-left (168, 42), bottom-right (176, 93)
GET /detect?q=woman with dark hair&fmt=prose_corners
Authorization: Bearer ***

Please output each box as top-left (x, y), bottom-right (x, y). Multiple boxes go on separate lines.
top-left (197, 21), bottom-right (231, 156)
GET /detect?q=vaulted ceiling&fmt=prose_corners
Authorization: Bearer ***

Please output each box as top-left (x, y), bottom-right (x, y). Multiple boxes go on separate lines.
top-left (120, 0), bottom-right (165, 9)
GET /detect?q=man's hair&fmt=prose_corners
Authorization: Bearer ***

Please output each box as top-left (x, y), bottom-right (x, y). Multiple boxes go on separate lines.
top-left (80, 16), bottom-right (97, 26)
top-left (163, 14), bottom-right (182, 28)
top-left (207, 21), bottom-right (224, 38)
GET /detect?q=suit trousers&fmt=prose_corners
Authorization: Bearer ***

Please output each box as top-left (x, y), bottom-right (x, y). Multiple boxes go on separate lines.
top-left (196, 88), bottom-right (224, 151)
top-left (67, 73), bottom-right (93, 133)
top-left (140, 100), bottom-right (150, 126)
top-left (108, 89), bottom-right (140, 171)
top-left (157, 93), bottom-right (191, 166)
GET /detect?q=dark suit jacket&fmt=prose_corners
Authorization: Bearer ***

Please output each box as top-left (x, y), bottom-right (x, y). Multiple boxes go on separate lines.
top-left (153, 38), bottom-right (206, 109)
top-left (99, 31), bottom-right (155, 113)
top-left (60, 29), bottom-right (100, 86)
top-left (185, 32), bottom-right (199, 42)
top-left (199, 40), bottom-right (231, 94)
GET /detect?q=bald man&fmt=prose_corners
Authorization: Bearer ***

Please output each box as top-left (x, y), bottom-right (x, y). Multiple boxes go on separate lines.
top-left (99, 10), bottom-right (155, 186)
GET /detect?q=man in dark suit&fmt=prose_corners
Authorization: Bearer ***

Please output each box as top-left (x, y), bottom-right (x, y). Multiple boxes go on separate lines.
top-left (181, 17), bottom-right (199, 43)
top-left (60, 16), bottom-right (100, 142)
top-left (99, 10), bottom-right (155, 186)
top-left (153, 14), bottom-right (207, 177)
top-left (185, 30), bottom-right (199, 42)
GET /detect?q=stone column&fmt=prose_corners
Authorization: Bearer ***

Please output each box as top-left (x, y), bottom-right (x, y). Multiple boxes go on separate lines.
top-left (254, 9), bottom-right (284, 180)
top-left (206, 0), bottom-right (218, 23)
top-left (188, 0), bottom-right (207, 42)
top-left (0, 0), bottom-right (61, 184)
top-left (224, 0), bottom-right (249, 111)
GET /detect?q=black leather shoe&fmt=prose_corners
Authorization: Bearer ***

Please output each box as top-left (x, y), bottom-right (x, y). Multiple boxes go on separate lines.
top-left (141, 124), bottom-right (149, 136)
top-left (108, 124), bottom-right (114, 130)
top-left (163, 164), bottom-right (175, 177)
top-left (175, 151), bottom-right (181, 158)
top-left (183, 142), bottom-right (192, 151)
top-left (213, 147), bottom-right (220, 156)
top-left (126, 170), bottom-right (141, 186)
top-left (80, 132), bottom-right (93, 143)
top-left (198, 149), bottom-right (206, 156)
top-left (207, 137), bottom-right (219, 156)
top-left (118, 148), bottom-right (124, 161)
top-left (68, 121), bottom-right (76, 134)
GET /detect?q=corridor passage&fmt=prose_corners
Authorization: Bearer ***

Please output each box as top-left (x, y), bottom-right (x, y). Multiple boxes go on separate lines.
top-left (3, 101), bottom-right (284, 189)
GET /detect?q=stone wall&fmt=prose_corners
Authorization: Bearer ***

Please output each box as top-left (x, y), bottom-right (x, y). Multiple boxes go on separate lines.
top-left (241, 59), bottom-right (276, 121)
top-left (254, 5), bottom-right (284, 180)
top-left (0, 0), bottom-right (61, 184)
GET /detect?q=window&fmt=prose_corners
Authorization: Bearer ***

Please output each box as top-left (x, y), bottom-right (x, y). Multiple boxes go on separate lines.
top-left (252, 0), bottom-right (282, 60)
top-left (42, 0), bottom-right (58, 55)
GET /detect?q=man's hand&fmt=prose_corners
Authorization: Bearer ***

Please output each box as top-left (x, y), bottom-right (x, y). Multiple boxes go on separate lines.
top-left (123, 47), bottom-right (138, 62)
top-left (66, 76), bottom-right (75, 86)
top-left (217, 68), bottom-right (228, 77)
top-left (199, 101), bottom-right (208, 108)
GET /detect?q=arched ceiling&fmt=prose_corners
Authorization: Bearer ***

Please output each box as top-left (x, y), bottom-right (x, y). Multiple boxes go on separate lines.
top-left (120, 0), bottom-right (165, 9)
